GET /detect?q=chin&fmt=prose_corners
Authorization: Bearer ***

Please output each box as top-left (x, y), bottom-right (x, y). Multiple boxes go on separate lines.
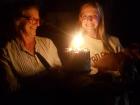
top-left (29, 33), bottom-right (36, 37)
top-left (86, 30), bottom-right (94, 33)
top-left (30, 31), bottom-right (36, 36)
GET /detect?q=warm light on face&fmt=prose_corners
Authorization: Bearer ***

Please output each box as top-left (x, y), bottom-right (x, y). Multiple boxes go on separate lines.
top-left (70, 32), bottom-right (84, 50)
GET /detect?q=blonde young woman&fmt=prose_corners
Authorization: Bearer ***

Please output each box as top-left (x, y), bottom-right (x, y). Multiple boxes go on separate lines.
top-left (78, 2), bottom-right (123, 75)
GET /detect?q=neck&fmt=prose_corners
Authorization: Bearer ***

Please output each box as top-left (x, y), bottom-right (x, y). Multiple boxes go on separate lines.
top-left (21, 34), bottom-right (36, 55)
top-left (84, 30), bottom-right (98, 39)
top-left (22, 35), bottom-right (35, 44)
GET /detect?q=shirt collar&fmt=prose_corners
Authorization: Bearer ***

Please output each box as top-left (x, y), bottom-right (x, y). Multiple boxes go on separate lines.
top-left (15, 37), bottom-right (38, 53)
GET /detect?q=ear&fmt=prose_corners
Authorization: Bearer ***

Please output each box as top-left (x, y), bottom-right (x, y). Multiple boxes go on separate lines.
top-left (15, 18), bottom-right (25, 30)
top-left (14, 19), bottom-right (25, 33)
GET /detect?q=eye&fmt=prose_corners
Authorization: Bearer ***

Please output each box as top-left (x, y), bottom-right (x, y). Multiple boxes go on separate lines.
top-left (29, 17), bottom-right (40, 24)
top-left (81, 15), bottom-right (98, 20)
top-left (81, 15), bottom-right (87, 20)
top-left (92, 15), bottom-right (98, 19)
top-left (22, 16), bottom-right (40, 24)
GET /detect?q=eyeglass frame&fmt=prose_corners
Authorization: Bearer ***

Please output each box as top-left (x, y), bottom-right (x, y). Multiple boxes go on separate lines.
top-left (80, 15), bottom-right (99, 21)
top-left (22, 16), bottom-right (40, 24)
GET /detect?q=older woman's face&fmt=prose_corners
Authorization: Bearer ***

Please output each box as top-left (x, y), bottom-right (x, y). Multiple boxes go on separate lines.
top-left (20, 7), bottom-right (40, 37)
top-left (80, 5), bottom-right (99, 33)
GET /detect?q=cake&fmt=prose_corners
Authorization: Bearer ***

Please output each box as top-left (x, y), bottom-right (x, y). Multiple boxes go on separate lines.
top-left (63, 48), bottom-right (91, 73)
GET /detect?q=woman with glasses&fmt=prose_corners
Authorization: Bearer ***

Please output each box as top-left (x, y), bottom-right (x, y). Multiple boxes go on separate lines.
top-left (0, 2), bottom-right (62, 92)
top-left (78, 1), bottom-right (124, 75)
top-left (74, 2), bottom-right (130, 105)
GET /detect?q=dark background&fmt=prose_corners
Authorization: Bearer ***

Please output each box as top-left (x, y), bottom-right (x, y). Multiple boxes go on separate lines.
top-left (0, 1), bottom-right (140, 103)
top-left (0, 0), bottom-right (140, 49)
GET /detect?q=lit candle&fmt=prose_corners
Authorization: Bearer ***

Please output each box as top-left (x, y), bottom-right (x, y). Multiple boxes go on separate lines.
top-left (64, 31), bottom-right (91, 73)
top-left (70, 31), bottom-right (84, 50)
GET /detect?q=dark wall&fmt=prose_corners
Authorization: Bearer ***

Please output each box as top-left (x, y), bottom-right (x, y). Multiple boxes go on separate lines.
top-left (0, 0), bottom-right (139, 48)
top-left (110, 0), bottom-right (140, 46)
top-left (40, 0), bottom-right (140, 47)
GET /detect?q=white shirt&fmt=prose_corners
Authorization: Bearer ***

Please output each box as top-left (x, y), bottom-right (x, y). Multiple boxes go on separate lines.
top-left (83, 35), bottom-right (123, 74)
top-left (0, 36), bottom-right (62, 77)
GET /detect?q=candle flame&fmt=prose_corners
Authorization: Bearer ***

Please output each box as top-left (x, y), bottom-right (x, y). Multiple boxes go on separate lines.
top-left (70, 32), bottom-right (84, 50)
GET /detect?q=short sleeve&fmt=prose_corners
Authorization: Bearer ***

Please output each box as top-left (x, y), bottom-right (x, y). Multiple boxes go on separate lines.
top-left (108, 36), bottom-right (124, 53)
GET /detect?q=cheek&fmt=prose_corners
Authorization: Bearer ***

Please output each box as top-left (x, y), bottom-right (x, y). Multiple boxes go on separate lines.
top-left (94, 21), bottom-right (98, 27)
top-left (96, 17), bottom-right (100, 26)
top-left (81, 21), bottom-right (86, 27)
top-left (81, 22), bottom-right (87, 29)
top-left (93, 19), bottom-right (99, 28)
top-left (23, 23), bottom-right (32, 33)
top-left (24, 24), bottom-right (30, 31)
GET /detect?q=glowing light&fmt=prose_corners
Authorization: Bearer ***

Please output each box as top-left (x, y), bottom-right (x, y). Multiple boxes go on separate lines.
top-left (70, 32), bottom-right (84, 50)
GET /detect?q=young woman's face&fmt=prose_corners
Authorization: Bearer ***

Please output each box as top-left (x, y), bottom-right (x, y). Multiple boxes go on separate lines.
top-left (19, 8), bottom-right (40, 37)
top-left (80, 5), bottom-right (100, 33)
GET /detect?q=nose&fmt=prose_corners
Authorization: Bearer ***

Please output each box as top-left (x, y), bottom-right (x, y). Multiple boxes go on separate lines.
top-left (37, 20), bottom-right (40, 26)
top-left (86, 16), bottom-right (93, 21)
top-left (33, 18), bottom-right (40, 26)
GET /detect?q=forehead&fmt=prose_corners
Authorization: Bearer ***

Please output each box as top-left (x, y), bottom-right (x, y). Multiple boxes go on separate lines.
top-left (81, 5), bottom-right (98, 15)
top-left (22, 8), bottom-right (39, 17)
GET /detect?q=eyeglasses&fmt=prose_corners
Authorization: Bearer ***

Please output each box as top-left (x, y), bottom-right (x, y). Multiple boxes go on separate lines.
top-left (22, 16), bottom-right (40, 24)
top-left (81, 15), bottom-right (99, 21)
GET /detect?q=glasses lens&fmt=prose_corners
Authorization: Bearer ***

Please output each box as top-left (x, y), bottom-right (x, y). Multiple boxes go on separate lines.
top-left (22, 16), bottom-right (39, 24)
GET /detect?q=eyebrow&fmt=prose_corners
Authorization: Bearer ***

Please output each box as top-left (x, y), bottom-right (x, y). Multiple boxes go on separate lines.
top-left (21, 15), bottom-right (30, 18)
top-left (22, 15), bottom-right (40, 19)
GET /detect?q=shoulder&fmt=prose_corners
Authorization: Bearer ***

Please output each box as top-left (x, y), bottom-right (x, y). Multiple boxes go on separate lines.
top-left (36, 36), bottom-right (52, 42)
top-left (36, 36), bottom-right (55, 47)
top-left (1, 40), bottom-right (15, 50)
top-left (108, 35), bottom-right (121, 46)
top-left (36, 36), bottom-right (54, 44)
top-left (108, 35), bottom-right (123, 52)
top-left (108, 35), bottom-right (120, 43)
top-left (0, 40), bottom-right (16, 57)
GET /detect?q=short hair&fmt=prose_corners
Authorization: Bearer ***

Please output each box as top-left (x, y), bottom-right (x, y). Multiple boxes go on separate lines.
top-left (13, 1), bottom-right (40, 36)
top-left (14, 1), bottom-right (40, 20)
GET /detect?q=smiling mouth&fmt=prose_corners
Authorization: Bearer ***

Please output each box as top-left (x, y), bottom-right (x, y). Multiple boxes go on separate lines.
top-left (30, 27), bottom-right (37, 30)
top-left (86, 25), bottom-right (94, 29)
top-left (85, 25), bottom-right (91, 27)
top-left (86, 23), bottom-right (94, 26)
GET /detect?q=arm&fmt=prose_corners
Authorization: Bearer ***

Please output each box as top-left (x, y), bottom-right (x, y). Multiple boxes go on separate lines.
top-left (94, 36), bottom-right (124, 75)
top-left (48, 39), bottom-right (62, 68)
top-left (0, 49), bottom-right (19, 92)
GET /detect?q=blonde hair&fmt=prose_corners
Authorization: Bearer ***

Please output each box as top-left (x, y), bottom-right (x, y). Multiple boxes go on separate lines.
top-left (79, 2), bottom-right (114, 52)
